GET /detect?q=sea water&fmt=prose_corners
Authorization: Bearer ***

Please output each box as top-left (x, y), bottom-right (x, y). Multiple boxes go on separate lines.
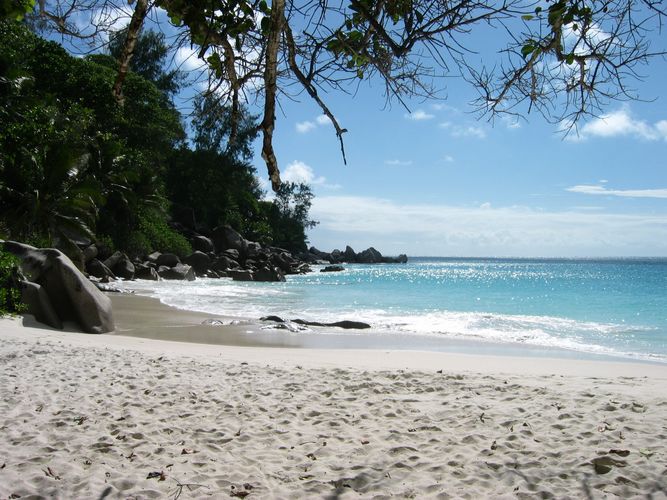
top-left (123, 258), bottom-right (667, 363)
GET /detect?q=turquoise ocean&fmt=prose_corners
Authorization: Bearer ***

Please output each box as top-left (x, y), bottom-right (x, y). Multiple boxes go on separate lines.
top-left (125, 258), bottom-right (667, 363)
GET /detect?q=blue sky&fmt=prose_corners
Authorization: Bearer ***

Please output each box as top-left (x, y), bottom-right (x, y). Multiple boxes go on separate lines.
top-left (260, 61), bottom-right (667, 257)
top-left (61, 4), bottom-right (667, 257)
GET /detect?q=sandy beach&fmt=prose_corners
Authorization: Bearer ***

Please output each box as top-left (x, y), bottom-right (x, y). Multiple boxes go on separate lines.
top-left (1, 294), bottom-right (667, 498)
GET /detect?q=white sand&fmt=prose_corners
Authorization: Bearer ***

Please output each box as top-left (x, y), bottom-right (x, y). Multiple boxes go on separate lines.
top-left (1, 303), bottom-right (667, 498)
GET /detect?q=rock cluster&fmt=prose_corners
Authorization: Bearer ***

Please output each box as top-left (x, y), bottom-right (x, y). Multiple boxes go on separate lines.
top-left (304, 245), bottom-right (408, 264)
top-left (83, 225), bottom-right (312, 283)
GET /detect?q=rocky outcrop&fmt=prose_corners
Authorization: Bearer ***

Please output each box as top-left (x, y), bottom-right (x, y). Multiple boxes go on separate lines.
top-left (4, 241), bottom-right (114, 333)
top-left (321, 265), bottom-right (345, 273)
top-left (305, 245), bottom-right (408, 265)
top-left (212, 225), bottom-right (247, 256)
top-left (156, 253), bottom-right (180, 268)
top-left (158, 263), bottom-right (195, 281)
top-left (183, 251), bottom-right (211, 275)
top-left (192, 235), bottom-right (215, 253)
top-left (254, 266), bottom-right (286, 282)
top-left (260, 316), bottom-right (371, 330)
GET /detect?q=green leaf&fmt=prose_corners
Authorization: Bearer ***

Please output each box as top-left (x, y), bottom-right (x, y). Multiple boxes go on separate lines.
top-left (521, 44), bottom-right (535, 58)
top-left (566, 53), bottom-right (575, 65)
top-left (522, 14), bottom-right (534, 21)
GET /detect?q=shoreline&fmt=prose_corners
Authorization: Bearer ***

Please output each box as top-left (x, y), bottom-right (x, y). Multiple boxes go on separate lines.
top-left (111, 291), bottom-right (666, 370)
top-left (2, 296), bottom-right (667, 497)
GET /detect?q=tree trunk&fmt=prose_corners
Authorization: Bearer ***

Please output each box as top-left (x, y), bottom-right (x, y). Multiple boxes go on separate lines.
top-left (112, 0), bottom-right (150, 105)
top-left (261, 0), bottom-right (285, 192)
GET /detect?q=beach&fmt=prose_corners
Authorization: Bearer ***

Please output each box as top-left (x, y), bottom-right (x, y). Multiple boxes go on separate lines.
top-left (1, 294), bottom-right (667, 498)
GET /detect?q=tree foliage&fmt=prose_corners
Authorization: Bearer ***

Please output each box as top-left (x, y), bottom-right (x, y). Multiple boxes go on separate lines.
top-left (25, 1), bottom-right (667, 189)
top-left (1, 19), bottom-right (318, 256)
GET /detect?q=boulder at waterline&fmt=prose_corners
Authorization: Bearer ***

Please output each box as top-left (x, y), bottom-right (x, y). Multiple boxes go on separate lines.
top-left (3, 241), bottom-right (115, 334)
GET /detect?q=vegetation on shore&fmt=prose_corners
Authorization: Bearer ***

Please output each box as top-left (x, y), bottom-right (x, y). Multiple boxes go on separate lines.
top-left (0, 20), bottom-right (317, 266)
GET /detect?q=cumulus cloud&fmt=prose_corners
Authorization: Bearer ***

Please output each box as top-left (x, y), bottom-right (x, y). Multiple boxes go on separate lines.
top-left (384, 159), bottom-right (413, 166)
top-left (295, 121), bottom-right (317, 133)
top-left (440, 122), bottom-right (487, 139)
top-left (572, 108), bottom-right (667, 141)
top-left (308, 196), bottom-right (667, 257)
top-left (316, 114), bottom-right (331, 126)
top-left (405, 109), bottom-right (435, 121)
top-left (295, 114), bottom-right (332, 133)
top-left (567, 184), bottom-right (667, 199)
top-left (174, 47), bottom-right (205, 72)
top-left (281, 161), bottom-right (340, 190)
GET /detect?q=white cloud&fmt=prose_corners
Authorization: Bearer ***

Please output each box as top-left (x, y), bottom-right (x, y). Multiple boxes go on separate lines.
top-left (573, 108), bottom-right (667, 141)
top-left (384, 159), bottom-right (413, 166)
top-left (281, 160), bottom-right (341, 190)
top-left (308, 196), bottom-right (667, 257)
top-left (567, 184), bottom-right (667, 199)
top-left (443, 155), bottom-right (455, 163)
top-left (439, 122), bottom-right (487, 139)
top-left (296, 114), bottom-right (332, 133)
top-left (316, 115), bottom-right (331, 126)
top-left (174, 46), bottom-right (204, 72)
top-left (296, 121), bottom-right (316, 133)
top-left (405, 109), bottom-right (435, 121)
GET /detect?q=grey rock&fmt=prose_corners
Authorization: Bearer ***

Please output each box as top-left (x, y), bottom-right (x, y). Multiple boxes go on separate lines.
top-left (83, 244), bottom-right (98, 263)
top-left (222, 249), bottom-right (240, 261)
top-left (291, 319), bottom-right (371, 329)
top-left (4, 241), bottom-right (114, 333)
top-left (228, 269), bottom-right (254, 281)
top-left (156, 253), bottom-right (180, 268)
top-left (111, 253), bottom-right (135, 280)
top-left (19, 280), bottom-right (63, 330)
top-left (134, 263), bottom-right (160, 281)
top-left (260, 315), bottom-right (285, 323)
top-left (212, 225), bottom-right (247, 256)
top-left (212, 255), bottom-right (240, 272)
top-left (343, 245), bottom-right (356, 262)
top-left (183, 251), bottom-right (211, 275)
top-left (192, 235), bottom-right (215, 253)
top-left (87, 258), bottom-right (116, 280)
top-left (321, 265), bottom-right (345, 273)
top-left (357, 247), bottom-right (383, 263)
top-left (158, 263), bottom-right (195, 281)
top-left (254, 266), bottom-right (286, 282)
top-left (146, 251), bottom-right (161, 263)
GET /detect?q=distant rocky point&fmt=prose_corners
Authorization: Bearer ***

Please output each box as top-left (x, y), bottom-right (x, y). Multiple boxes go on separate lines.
top-left (307, 245), bottom-right (408, 265)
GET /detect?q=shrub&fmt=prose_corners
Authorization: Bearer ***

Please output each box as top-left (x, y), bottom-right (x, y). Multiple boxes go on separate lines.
top-left (0, 248), bottom-right (26, 316)
top-left (135, 209), bottom-right (192, 258)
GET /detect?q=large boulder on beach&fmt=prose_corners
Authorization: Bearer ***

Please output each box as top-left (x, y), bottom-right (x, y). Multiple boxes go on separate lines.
top-left (3, 241), bottom-right (115, 333)
top-left (19, 280), bottom-right (63, 330)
